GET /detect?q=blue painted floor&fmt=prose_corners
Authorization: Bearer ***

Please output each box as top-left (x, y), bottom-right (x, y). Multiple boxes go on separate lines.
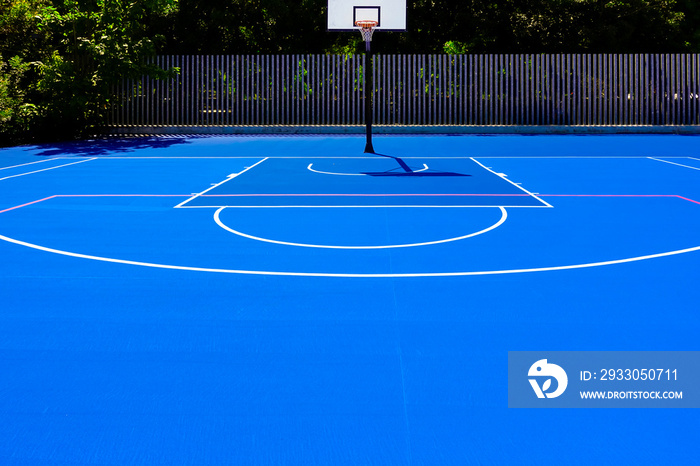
top-left (1, 135), bottom-right (699, 464)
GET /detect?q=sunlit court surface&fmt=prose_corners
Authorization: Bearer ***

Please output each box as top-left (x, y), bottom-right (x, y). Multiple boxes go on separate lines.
top-left (1, 134), bottom-right (699, 464)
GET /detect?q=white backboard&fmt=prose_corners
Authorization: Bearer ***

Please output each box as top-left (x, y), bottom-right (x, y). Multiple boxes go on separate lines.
top-left (328, 0), bottom-right (407, 31)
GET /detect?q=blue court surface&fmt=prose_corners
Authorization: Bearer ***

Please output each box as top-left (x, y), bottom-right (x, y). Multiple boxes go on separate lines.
top-left (1, 134), bottom-right (699, 464)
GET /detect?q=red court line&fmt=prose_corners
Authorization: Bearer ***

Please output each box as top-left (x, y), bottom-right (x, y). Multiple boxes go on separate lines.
top-left (0, 195), bottom-right (189, 214)
top-left (0, 196), bottom-right (58, 214)
top-left (677, 196), bottom-right (700, 205)
top-left (541, 194), bottom-right (678, 197)
top-left (539, 194), bottom-right (700, 205)
top-left (54, 194), bottom-right (191, 198)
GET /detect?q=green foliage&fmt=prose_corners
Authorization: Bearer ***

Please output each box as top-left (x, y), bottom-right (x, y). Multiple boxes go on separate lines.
top-left (168, 0), bottom-right (349, 54)
top-left (443, 40), bottom-right (470, 55)
top-left (0, 0), bottom-right (52, 58)
top-left (407, 0), bottom-right (690, 53)
top-left (676, 0), bottom-right (700, 50)
top-left (1, 0), bottom-right (177, 144)
top-left (0, 0), bottom-right (48, 144)
top-left (0, 54), bottom-right (38, 145)
top-left (32, 0), bottom-right (178, 139)
top-left (2, 0), bottom-right (699, 145)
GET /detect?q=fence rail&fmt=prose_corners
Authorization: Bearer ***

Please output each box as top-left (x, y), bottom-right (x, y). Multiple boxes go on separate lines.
top-left (108, 54), bottom-right (700, 128)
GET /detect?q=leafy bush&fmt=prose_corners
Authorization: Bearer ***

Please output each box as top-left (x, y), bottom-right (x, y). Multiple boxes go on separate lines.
top-left (0, 55), bottom-right (38, 145)
top-left (1, 0), bottom-right (177, 145)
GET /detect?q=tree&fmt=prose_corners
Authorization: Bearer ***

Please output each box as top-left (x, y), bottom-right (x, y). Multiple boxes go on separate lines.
top-left (1, 0), bottom-right (177, 144)
top-left (0, 0), bottom-right (52, 144)
top-left (676, 0), bottom-right (700, 50)
top-left (433, 0), bottom-right (688, 53)
top-left (2, 0), bottom-right (696, 145)
top-left (167, 0), bottom-right (354, 54)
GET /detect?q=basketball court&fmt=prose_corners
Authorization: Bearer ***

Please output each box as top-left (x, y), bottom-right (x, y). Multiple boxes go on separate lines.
top-left (1, 133), bottom-right (699, 463)
top-left (2, 0), bottom-right (699, 463)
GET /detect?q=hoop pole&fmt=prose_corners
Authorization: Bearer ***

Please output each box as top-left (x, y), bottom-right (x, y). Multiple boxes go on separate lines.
top-left (364, 40), bottom-right (375, 154)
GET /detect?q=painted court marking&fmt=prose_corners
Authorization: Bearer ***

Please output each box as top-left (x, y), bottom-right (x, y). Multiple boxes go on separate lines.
top-left (181, 204), bottom-right (542, 209)
top-left (470, 158), bottom-right (553, 208)
top-left (213, 206), bottom-right (507, 249)
top-left (0, 194), bottom-right (189, 215)
top-left (0, 158), bottom-right (96, 181)
top-left (307, 163), bottom-right (429, 176)
top-left (1, 231), bottom-right (699, 278)
top-left (0, 193), bottom-right (699, 277)
top-left (177, 193), bottom-right (551, 209)
top-left (175, 157), bottom-right (268, 208)
top-left (0, 157), bottom-right (64, 171)
top-left (648, 157), bottom-right (700, 171)
top-left (92, 156), bottom-right (696, 160)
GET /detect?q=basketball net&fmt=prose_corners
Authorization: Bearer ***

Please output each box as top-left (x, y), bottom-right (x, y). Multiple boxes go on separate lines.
top-left (355, 20), bottom-right (378, 43)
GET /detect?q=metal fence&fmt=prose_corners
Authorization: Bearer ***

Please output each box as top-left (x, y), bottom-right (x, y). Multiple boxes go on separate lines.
top-left (108, 54), bottom-right (700, 128)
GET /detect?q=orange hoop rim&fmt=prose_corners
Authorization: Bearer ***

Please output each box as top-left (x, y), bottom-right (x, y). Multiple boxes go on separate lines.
top-left (355, 20), bottom-right (378, 29)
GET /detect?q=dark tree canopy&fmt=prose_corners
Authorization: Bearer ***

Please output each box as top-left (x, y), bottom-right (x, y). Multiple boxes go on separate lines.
top-left (1, 0), bottom-right (698, 144)
top-left (152, 0), bottom-right (693, 54)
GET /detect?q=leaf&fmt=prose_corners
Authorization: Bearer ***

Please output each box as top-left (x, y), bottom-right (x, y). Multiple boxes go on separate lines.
top-left (542, 379), bottom-right (552, 392)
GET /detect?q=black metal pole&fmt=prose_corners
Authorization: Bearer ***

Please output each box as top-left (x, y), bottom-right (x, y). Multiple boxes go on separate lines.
top-left (364, 40), bottom-right (375, 154)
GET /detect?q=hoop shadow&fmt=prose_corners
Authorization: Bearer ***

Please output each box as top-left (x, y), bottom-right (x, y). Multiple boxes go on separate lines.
top-left (364, 153), bottom-right (470, 177)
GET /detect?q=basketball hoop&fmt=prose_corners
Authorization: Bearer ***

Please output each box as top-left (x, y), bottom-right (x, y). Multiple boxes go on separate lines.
top-left (355, 20), bottom-right (378, 43)
top-left (328, 2), bottom-right (407, 155)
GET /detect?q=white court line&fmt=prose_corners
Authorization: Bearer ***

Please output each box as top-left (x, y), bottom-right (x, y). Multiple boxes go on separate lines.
top-left (0, 158), bottom-right (97, 181)
top-left (307, 163), bottom-right (429, 176)
top-left (92, 154), bottom-right (678, 161)
top-left (470, 158), bottom-right (553, 208)
top-left (178, 204), bottom-right (548, 209)
top-left (648, 157), bottom-right (700, 171)
top-left (471, 156), bottom-right (671, 159)
top-left (0, 158), bottom-right (63, 171)
top-left (103, 156), bottom-right (388, 160)
top-left (213, 206), bottom-right (507, 249)
top-left (1, 232), bottom-right (699, 278)
top-left (307, 163), bottom-right (365, 176)
top-left (174, 157), bottom-right (268, 208)
top-left (95, 156), bottom-right (656, 160)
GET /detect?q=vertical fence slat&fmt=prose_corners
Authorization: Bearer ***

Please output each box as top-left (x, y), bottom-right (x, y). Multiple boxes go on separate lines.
top-left (684, 54), bottom-right (690, 125)
top-left (486, 54), bottom-right (492, 125)
top-left (511, 54), bottom-right (516, 125)
top-left (671, 53), bottom-right (677, 125)
top-left (663, 53), bottom-right (669, 125)
top-left (610, 54), bottom-right (616, 125)
top-left (694, 54), bottom-right (698, 124)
